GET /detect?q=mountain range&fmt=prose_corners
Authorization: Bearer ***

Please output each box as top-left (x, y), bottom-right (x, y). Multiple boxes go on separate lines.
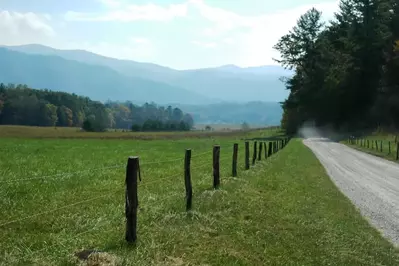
top-left (0, 44), bottom-right (291, 125)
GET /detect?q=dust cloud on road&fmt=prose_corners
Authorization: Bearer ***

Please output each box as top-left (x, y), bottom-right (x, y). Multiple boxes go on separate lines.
top-left (304, 137), bottom-right (399, 246)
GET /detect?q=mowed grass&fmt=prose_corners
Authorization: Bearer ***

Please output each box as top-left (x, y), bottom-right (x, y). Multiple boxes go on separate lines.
top-left (0, 125), bottom-right (279, 140)
top-left (0, 133), bottom-right (398, 265)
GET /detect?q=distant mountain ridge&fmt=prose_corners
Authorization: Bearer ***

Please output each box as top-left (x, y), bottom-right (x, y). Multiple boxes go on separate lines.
top-left (2, 44), bottom-right (291, 103)
top-left (0, 48), bottom-right (213, 105)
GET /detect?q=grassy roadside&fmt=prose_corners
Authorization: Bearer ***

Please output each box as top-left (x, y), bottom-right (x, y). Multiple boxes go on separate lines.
top-left (1, 137), bottom-right (398, 265)
top-left (343, 134), bottom-right (399, 163)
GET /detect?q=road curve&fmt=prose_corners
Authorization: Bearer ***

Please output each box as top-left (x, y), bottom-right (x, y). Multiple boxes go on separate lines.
top-left (304, 138), bottom-right (399, 246)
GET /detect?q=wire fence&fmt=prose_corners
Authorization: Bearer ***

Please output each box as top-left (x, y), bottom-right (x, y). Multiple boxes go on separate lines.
top-left (346, 136), bottom-right (399, 160)
top-left (0, 137), bottom-right (291, 263)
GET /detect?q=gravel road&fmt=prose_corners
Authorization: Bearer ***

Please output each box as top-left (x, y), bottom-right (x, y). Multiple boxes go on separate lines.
top-left (304, 137), bottom-right (399, 246)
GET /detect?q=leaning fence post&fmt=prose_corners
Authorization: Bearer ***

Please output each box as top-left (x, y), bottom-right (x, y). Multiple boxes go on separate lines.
top-left (125, 156), bottom-right (139, 243)
top-left (213, 145), bottom-right (220, 189)
top-left (245, 141), bottom-right (250, 170)
top-left (258, 142), bottom-right (262, 161)
top-left (252, 141), bottom-right (257, 165)
top-left (232, 143), bottom-right (238, 177)
top-left (184, 149), bottom-right (192, 211)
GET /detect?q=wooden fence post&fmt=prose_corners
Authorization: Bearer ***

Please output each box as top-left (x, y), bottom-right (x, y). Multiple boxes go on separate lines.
top-left (125, 156), bottom-right (139, 243)
top-left (258, 142), bottom-right (262, 161)
top-left (380, 141), bottom-right (383, 152)
top-left (213, 145), bottom-right (220, 189)
top-left (252, 141), bottom-right (257, 165)
top-left (245, 141), bottom-right (250, 170)
top-left (232, 143), bottom-right (238, 177)
top-left (264, 142), bottom-right (267, 159)
top-left (184, 149), bottom-right (192, 211)
top-left (268, 142), bottom-right (272, 157)
top-left (375, 140), bottom-right (378, 151)
top-left (396, 143), bottom-right (399, 160)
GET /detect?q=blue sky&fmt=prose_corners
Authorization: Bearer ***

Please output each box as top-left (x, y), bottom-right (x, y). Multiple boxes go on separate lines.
top-left (0, 0), bottom-right (339, 69)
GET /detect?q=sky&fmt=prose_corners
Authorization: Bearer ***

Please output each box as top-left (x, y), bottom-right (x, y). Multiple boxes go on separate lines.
top-left (0, 0), bottom-right (339, 69)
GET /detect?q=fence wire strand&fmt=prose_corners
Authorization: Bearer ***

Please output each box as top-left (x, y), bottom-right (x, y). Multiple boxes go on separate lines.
top-left (0, 190), bottom-right (121, 227)
top-left (0, 164), bottom-right (125, 185)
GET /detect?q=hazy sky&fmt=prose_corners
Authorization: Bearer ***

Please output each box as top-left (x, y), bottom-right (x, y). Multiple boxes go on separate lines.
top-left (0, 0), bottom-right (339, 69)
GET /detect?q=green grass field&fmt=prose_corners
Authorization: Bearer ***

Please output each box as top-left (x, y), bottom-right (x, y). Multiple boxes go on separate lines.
top-left (0, 125), bottom-right (279, 139)
top-left (1, 128), bottom-right (398, 265)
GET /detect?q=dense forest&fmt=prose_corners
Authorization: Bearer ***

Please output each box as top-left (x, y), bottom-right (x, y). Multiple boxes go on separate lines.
top-left (0, 83), bottom-right (194, 131)
top-left (275, 0), bottom-right (399, 134)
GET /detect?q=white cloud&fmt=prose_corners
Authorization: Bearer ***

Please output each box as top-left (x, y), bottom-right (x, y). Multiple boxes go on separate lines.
top-left (189, 0), bottom-right (253, 36)
top-left (188, 0), bottom-right (339, 66)
top-left (222, 38), bottom-right (234, 45)
top-left (191, 40), bottom-right (217, 48)
top-left (65, 3), bottom-right (187, 22)
top-left (0, 10), bottom-right (55, 46)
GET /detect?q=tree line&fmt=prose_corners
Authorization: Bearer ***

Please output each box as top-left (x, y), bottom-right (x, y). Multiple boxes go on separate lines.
top-left (275, 0), bottom-right (399, 134)
top-left (0, 83), bottom-right (194, 132)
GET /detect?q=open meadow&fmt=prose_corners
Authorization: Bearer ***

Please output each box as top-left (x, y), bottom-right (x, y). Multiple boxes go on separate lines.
top-left (1, 126), bottom-right (398, 265)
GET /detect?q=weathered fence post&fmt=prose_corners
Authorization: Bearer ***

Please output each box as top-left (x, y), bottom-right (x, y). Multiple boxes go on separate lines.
top-left (252, 141), bottom-right (257, 165)
top-left (125, 156), bottom-right (139, 243)
top-left (264, 142), bottom-right (267, 159)
top-left (375, 140), bottom-right (378, 151)
top-left (380, 141), bottom-right (383, 152)
top-left (245, 141), bottom-right (250, 170)
top-left (232, 143), bottom-right (238, 177)
top-left (258, 141), bottom-right (262, 161)
top-left (268, 142), bottom-right (272, 157)
top-left (213, 145), bottom-right (220, 189)
top-left (184, 149), bottom-right (192, 211)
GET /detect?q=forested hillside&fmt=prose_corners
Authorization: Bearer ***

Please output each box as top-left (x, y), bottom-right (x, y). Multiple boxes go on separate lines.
top-left (275, 0), bottom-right (399, 134)
top-left (0, 83), bottom-right (193, 131)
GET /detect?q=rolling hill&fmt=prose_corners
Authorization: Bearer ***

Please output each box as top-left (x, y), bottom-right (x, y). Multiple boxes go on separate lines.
top-left (0, 48), bottom-right (213, 105)
top-left (175, 101), bottom-right (283, 126)
top-left (3, 44), bottom-right (291, 103)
